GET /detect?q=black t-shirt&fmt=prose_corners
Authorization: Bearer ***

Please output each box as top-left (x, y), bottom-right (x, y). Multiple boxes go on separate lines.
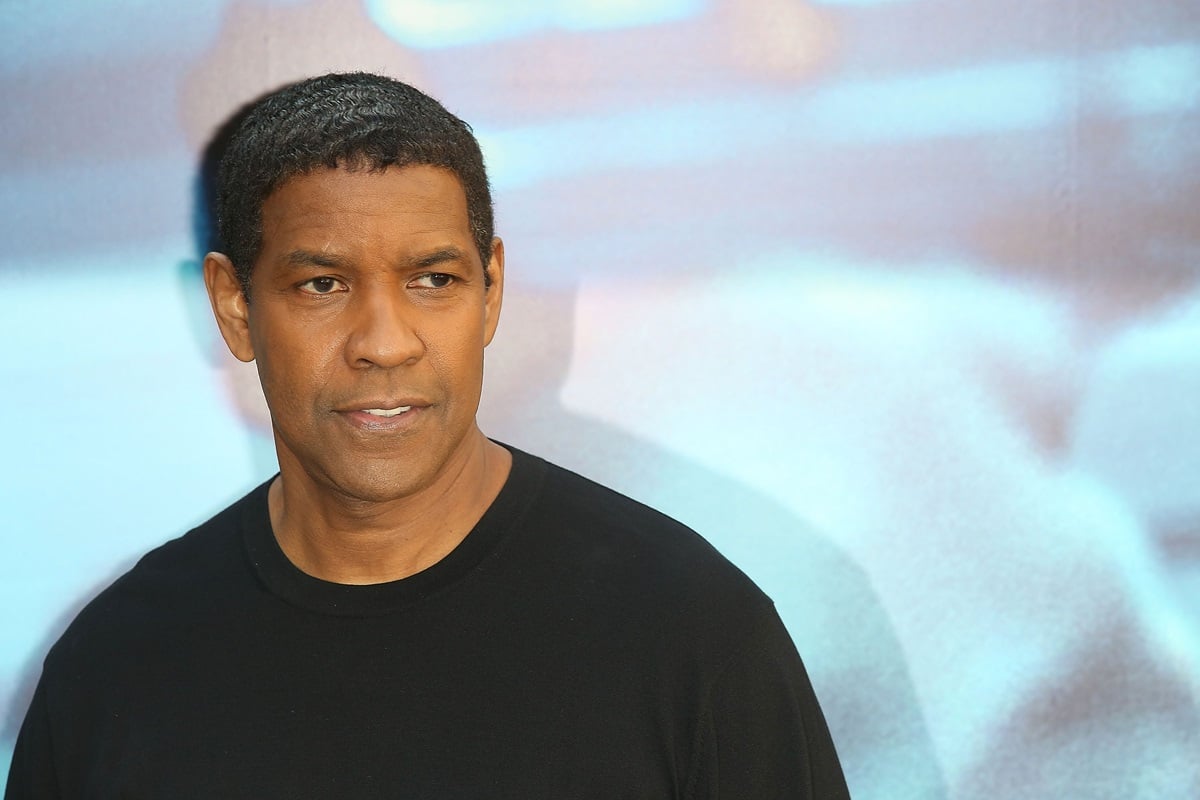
top-left (6, 447), bottom-right (848, 798)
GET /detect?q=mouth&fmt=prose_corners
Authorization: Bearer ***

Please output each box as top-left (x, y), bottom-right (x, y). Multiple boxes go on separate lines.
top-left (336, 399), bottom-right (428, 432)
top-left (361, 406), bottom-right (412, 418)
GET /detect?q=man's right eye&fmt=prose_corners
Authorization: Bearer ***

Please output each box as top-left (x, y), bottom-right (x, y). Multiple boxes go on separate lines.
top-left (299, 277), bottom-right (345, 294)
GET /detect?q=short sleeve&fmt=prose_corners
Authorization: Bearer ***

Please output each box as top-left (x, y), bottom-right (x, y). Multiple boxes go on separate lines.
top-left (687, 604), bottom-right (850, 799)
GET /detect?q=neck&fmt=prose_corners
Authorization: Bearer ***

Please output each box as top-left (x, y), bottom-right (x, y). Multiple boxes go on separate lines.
top-left (267, 431), bottom-right (512, 584)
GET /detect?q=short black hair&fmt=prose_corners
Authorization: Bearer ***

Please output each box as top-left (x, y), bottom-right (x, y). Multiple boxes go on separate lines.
top-left (215, 72), bottom-right (494, 294)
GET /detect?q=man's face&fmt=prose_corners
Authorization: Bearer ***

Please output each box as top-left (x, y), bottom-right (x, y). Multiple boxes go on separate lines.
top-left (209, 165), bottom-right (503, 504)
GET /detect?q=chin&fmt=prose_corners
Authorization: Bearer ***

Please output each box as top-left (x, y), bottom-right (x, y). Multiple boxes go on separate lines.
top-left (330, 466), bottom-right (431, 504)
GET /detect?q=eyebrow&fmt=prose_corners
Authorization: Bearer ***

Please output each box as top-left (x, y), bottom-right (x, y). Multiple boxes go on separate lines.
top-left (283, 250), bottom-right (345, 270)
top-left (279, 246), bottom-right (469, 272)
top-left (410, 246), bottom-right (469, 269)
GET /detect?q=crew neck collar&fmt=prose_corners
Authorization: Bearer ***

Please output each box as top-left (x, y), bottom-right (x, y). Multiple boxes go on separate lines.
top-left (239, 443), bottom-right (544, 617)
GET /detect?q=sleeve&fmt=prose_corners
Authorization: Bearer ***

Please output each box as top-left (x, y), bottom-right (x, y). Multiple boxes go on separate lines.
top-left (4, 676), bottom-right (61, 800)
top-left (687, 604), bottom-right (851, 800)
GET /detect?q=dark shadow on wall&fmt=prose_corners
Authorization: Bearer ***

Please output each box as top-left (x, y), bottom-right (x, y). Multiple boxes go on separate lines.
top-left (479, 283), bottom-right (948, 799)
top-left (168, 94), bottom-right (947, 800)
top-left (178, 92), bottom-right (283, 481)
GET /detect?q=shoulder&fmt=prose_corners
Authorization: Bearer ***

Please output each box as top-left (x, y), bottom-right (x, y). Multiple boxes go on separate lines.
top-left (43, 481), bottom-right (268, 673)
top-left (511, 448), bottom-right (774, 633)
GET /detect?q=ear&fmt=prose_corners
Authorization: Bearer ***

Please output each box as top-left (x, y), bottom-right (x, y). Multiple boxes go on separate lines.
top-left (203, 252), bottom-right (256, 363)
top-left (483, 237), bottom-right (505, 347)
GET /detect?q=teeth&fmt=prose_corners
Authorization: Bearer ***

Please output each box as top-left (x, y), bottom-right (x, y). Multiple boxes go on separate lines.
top-left (363, 406), bottom-right (411, 417)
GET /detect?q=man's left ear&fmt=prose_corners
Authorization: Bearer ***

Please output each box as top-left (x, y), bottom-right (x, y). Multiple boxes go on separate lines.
top-left (483, 237), bottom-right (504, 346)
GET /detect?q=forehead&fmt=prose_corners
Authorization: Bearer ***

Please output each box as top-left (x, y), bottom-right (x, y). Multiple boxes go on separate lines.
top-left (258, 165), bottom-right (473, 257)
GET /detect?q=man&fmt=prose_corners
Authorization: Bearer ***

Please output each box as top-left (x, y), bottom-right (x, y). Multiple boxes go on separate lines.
top-left (6, 72), bottom-right (848, 798)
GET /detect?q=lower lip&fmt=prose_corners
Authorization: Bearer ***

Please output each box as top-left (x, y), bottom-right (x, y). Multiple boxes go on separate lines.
top-left (338, 407), bottom-right (423, 431)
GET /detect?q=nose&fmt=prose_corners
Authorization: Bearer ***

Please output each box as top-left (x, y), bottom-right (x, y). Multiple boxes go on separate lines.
top-left (343, 284), bottom-right (425, 369)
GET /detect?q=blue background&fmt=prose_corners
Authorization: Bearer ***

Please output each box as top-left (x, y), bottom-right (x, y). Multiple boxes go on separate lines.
top-left (2, 0), bottom-right (1198, 796)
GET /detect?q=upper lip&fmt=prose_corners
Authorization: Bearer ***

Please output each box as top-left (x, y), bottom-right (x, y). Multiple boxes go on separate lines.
top-left (335, 398), bottom-right (429, 412)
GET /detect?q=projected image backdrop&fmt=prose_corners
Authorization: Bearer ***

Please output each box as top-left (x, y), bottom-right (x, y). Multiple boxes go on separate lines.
top-left (2, 1), bottom-right (1198, 797)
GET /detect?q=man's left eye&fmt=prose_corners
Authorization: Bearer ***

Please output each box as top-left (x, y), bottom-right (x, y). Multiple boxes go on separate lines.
top-left (412, 273), bottom-right (455, 289)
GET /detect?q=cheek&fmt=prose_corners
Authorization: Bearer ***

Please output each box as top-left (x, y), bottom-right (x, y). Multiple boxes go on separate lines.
top-left (253, 337), bottom-right (340, 413)
top-left (429, 329), bottom-right (487, 395)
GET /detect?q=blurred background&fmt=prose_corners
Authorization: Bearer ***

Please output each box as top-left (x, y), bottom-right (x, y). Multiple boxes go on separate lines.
top-left (1, 0), bottom-right (1198, 796)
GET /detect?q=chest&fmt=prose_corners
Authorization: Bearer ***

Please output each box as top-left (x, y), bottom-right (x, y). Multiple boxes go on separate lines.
top-left (49, 604), bottom-right (698, 798)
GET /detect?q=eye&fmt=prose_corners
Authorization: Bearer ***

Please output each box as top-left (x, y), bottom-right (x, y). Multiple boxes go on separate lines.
top-left (411, 273), bottom-right (456, 289)
top-left (298, 276), bottom-right (346, 295)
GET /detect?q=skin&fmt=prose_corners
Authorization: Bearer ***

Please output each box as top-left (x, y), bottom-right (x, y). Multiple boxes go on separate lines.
top-left (204, 164), bottom-right (510, 584)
